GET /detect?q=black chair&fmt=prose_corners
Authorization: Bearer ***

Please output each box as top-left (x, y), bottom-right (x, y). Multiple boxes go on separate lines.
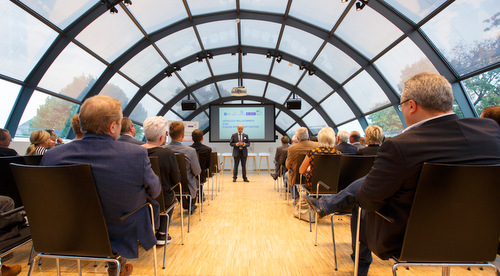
top-left (0, 206), bottom-right (32, 267)
top-left (174, 154), bottom-right (196, 233)
top-left (10, 163), bottom-right (158, 276)
top-left (0, 156), bottom-right (27, 208)
top-left (22, 155), bottom-right (43, 165)
top-left (353, 163), bottom-right (500, 276)
top-left (291, 153), bottom-right (307, 205)
top-left (207, 151), bottom-right (220, 201)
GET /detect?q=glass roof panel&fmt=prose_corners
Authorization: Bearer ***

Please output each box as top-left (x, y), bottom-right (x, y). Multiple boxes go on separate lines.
top-left (38, 42), bottom-right (107, 101)
top-left (196, 20), bottom-right (238, 50)
top-left (165, 110), bottom-right (181, 122)
top-left (242, 79), bottom-right (266, 97)
top-left (209, 54), bottom-right (238, 76)
top-left (241, 19), bottom-right (281, 49)
top-left (176, 62), bottom-right (211, 86)
top-left (150, 74), bottom-right (185, 103)
top-left (216, 79), bottom-right (238, 98)
top-left (289, 0), bottom-right (346, 31)
top-left (192, 112), bottom-right (209, 130)
top-left (185, 0), bottom-right (236, 16)
top-left (297, 74), bottom-right (333, 102)
top-left (366, 106), bottom-right (404, 137)
top-left (156, 27), bottom-right (201, 64)
top-left (0, 80), bottom-right (21, 128)
top-left (302, 109), bottom-right (327, 135)
top-left (286, 123), bottom-right (300, 138)
top-left (279, 26), bottom-right (324, 62)
top-left (270, 58), bottom-right (303, 85)
top-left (129, 94), bottom-right (163, 123)
top-left (242, 54), bottom-right (272, 75)
top-left (343, 71), bottom-right (390, 113)
top-left (336, 119), bottom-right (364, 136)
top-left (375, 37), bottom-right (438, 94)
top-left (382, 0), bottom-right (447, 24)
top-left (99, 73), bottom-right (139, 110)
top-left (1, 1), bottom-right (58, 81)
top-left (128, 0), bottom-right (187, 34)
top-left (335, 5), bottom-right (403, 59)
top-left (192, 84), bottom-right (219, 106)
top-left (290, 98), bottom-right (312, 118)
top-left (276, 111), bottom-right (295, 131)
top-left (20, 0), bottom-right (95, 30)
top-left (120, 45), bottom-right (168, 86)
top-left (243, 100), bottom-right (260, 104)
top-left (315, 42), bottom-right (360, 84)
top-left (265, 83), bottom-right (291, 105)
top-left (462, 67), bottom-right (500, 116)
top-left (171, 99), bottom-right (193, 119)
top-left (239, 0), bottom-right (288, 14)
top-left (224, 100), bottom-right (241, 104)
top-left (321, 92), bottom-right (355, 124)
top-left (422, 0), bottom-right (500, 76)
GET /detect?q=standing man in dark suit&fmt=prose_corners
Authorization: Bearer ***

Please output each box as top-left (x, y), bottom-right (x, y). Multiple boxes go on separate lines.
top-left (230, 124), bottom-right (250, 182)
top-left (271, 136), bottom-right (290, 180)
top-left (118, 117), bottom-right (145, 145)
top-left (306, 72), bottom-right (500, 275)
top-left (42, 95), bottom-right (161, 276)
top-left (191, 129), bottom-right (212, 185)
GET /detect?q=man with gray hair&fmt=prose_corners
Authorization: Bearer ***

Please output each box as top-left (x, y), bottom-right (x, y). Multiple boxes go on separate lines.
top-left (285, 127), bottom-right (318, 193)
top-left (334, 130), bottom-right (357, 154)
top-left (306, 73), bottom-right (500, 275)
top-left (0, 129), bottom-right (18, 156)
top-left (349, 131), bottom-right (364, 150)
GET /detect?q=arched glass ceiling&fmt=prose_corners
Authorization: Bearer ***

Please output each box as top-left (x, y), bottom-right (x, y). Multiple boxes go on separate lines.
top-left (1, 0), bottom-right (499, 140)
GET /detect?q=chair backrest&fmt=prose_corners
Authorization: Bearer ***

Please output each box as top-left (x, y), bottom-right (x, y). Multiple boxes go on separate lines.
top-left (309, 154), bottom-right (342, 194)
top-left (148, 156), bottom-right (167, 213)
top-left (175, 154), bottom-right (190, 194)
top-left (208, 152), bottom-right (218, 176)
top-left (338, 155), bottom-right (375, 192)
top-left (10, 163), bottom-right (114, 257)
top-left (293, 153), bottom-right (307, 185)
top-left (23, 155), bottom-right (43, 165)
top-left (0, 156), bottom-right (26, 208)
top-left (399, 163), bottom-right (500, 262)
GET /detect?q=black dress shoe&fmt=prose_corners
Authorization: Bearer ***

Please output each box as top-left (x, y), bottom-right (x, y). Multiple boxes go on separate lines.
top-left (304, 195), bottom-right (326, 219)
top-left (243, 179), bottom-right (249, 182)
top-left (189, 205), bottom-right (198, 214)
top-left (232, 178), bottom-right (236, 182)
top-left (270, 173), bottom-right (278, 180)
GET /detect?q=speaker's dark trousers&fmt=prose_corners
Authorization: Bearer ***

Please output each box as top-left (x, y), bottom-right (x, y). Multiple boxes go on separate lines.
top-left (233, 152), bottom-right (247, 180)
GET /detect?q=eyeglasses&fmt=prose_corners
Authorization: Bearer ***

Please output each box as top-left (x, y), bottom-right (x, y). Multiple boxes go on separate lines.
top-left (397, 99), bottom-right (411, 112)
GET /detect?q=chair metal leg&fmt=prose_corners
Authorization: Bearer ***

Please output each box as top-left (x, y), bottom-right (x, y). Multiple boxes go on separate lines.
top-left (28, 245), bottom-right (35, 265)
top-left (163, 213), bottom-right (169, 269)
top-left (147, 204), bottom-right (158, 276)
top-left (331, 214), bottom-right (338, 270)
top-left (354, 206), bottom-right (362, 276)
top-left (56, 258), bottom-right (61, 276)
top-left (179, 185), bottom-right (184, 245)
top-left (187, 195), bottom-right (191, 233)
top-left (77, 259), bottom-right (82, 276)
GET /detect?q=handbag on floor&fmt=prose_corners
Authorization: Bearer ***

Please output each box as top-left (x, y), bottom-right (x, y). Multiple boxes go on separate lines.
top-left (293, 197), bottom-right (315, 222)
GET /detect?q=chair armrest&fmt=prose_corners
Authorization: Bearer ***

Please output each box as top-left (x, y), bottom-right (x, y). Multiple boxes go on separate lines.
top-left (170, 182), bottom-right (179, 191)
top-left (317, 181), bottom-right (331, 190)
top-left (0, 206), bottom-right (25, 218)
top-left (375, 211), bottom-right (395, 223)
top-left (119, 203), bottom-right (152, 221)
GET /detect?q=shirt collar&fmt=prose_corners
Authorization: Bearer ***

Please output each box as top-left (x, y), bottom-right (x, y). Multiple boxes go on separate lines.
top-left (403, 113), bottom-right (455, 133)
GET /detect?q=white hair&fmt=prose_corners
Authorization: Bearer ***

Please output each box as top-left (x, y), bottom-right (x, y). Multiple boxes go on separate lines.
top-left (143, 116), bottom-right (168, 142)
top-left (295, 127), bottom-right (309, 141)
top-left (337, 130), bottom-right (349, 143)
top-left (318, 127), bottom-right (336, 148)
top-left (292, 135), bottom-right (299, 144)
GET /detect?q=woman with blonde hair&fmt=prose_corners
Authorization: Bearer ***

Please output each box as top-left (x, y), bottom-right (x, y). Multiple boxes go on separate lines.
top-left (356, 125), bottom-right (384, 155)
top-left (26, 130), bottom-right (51, 156)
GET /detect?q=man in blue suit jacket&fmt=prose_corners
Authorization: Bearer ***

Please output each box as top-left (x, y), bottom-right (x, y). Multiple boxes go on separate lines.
top-left (42, 95), bottom-right (161, 276)
top-left (230, 125), bottom-right (250, 182)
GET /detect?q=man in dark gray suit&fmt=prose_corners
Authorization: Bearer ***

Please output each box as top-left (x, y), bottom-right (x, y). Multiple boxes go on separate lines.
top-left (118, 117), bottom-right (144, 145)
top-left (230, 125), bottom-right (250, 182)
top-left (271, 136), bottom-right (290, 180)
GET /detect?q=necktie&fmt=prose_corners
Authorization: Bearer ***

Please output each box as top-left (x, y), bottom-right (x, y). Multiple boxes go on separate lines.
top-left (239, 134), bottom-right (242, 142)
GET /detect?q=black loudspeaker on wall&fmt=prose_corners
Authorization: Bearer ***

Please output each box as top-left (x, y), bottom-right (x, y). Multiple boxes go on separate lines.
top-left (181, 99), bottom-right (196, 111)
top-left (286, 99), bottom-right (301, 110)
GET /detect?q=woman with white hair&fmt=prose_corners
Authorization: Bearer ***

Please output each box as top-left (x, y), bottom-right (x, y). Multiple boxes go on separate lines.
top-left (356, 125), bottom-right (384, 155)
top-left (299, 127), bottom-right (341, 190)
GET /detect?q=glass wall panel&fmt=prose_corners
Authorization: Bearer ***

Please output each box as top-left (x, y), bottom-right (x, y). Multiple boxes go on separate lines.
top-left (265, 83), bottom-right (291, 105)
top-left (366, 106), bottom-right (404, 137)
top-left (216, 79), bottom-right (238, 98)
top-left (315, 42), bottom-right (360, 84)
top-left (0, 1), bottom-right (58, 80)
top-left (242, 53), bottom-right (272, 75)
top-left (171, 100), bottom-right (193, 119)
top-left (99, 73), bottom-right (139, 110)
top-left (176, 62), bottom-right (211, 86)
top-left (289, 0), bottom-right (346, 31)
top-left (279, 26), bottom-right (323, 62)
top-left (197, 20), bottom-right (238, 50)
top-left (375, 38), bottom-right (438, 94)
top-left (150, 75), bottom-right (185, 103)
top-left (129, 0), bottom-right (187, 34)
top-left (335, 5), bottom-right (403, 59)
top-left (242, 79), bottom-right (266, 97)
top-left (129, 94), bottom-right (163, 123)
top-left (336, 119), bottom-right (364, 136)
top-left (16, 91), bottom-right (78, 138)
top-left (186, 0), bottom-right (235, 16)
top-left (120, 46), bottom-right (167, 86)
top-left (0, 80), bottom-right (21, 128)
top-left (461, 67), bottom-right (500, 116)
top-left (75, 5), bottom-right (144, 63)
top-left (276, 111), bottom-right (294, 132)
top-left (343, 71), bottom-right (390, 113)
top-left (297, 74), bottom-right (333, 102)
top-left (38, 42), bottom-right (107, 101)
top-left (270, 59), bottom-right (303, 85)
top-left (156, 28), bottom-right (201, 64)
top-left (286, 123), bottom-right (300, 139)
top-left (321, 93), bottom-right (355, 125)
top-left (302, 109), bottom-right (327, 135)
top-left (133, 123), bottom-right (144, 141)
top-left (239, 0), bottom-right (288, 14)
top-left (192, 84), bottom-right (219, 106)
top-left (381, 0), bottom-right (447, 24)
top-left (422, 0), bottom-right (500, 76)
top-left (209, 54), bottom-right (238, 76)
top-left (290, 98), bottom-right (312, 118)
top-left (241, 20), bottom-right (281, 49)
top-left (165, 110), bottom-right (181, 122)
top-left (192, 112), bottom-right (209, 130)
top-left (20, 0), bottom-right (95, 30)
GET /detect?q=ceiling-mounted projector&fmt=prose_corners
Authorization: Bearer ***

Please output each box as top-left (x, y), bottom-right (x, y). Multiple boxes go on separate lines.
top-left (231, 86), bottom-right (247, 96)
top-left (286, 99), bottom-right (302, 110)
top-left (181, 99), bottom-right (196, 110)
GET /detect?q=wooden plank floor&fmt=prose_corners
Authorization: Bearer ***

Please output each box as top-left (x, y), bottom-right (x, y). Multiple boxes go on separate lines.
top-left (6, 172), bottom-right (500, 275)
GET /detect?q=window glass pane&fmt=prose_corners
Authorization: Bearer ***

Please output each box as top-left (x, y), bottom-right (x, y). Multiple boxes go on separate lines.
top-left (216, 79), bottom-right (238, 98)
top-left (99, 74), bottom-right (139, 110)
top-left (156, 28), bottom-right (201, 64)
top-left (279, 26), bottom-right (324, 62)
top-left (150, 75), bottom-right (185, 103)
top-left (241, 20), bottom-right (281, 49)
top-left (321, 93), bottom-right (355, 125)
top-left (193, 84), bottom-right (219, 106)
top-left (336, 120), bottom-right (364, 136)
top-left (0, 1), bottom-right (58, 80)
top-left (209, 54), bottom-right (238, 76)
top-left (315, 42), bottom-right (360, 84)
top-left (176, 62), bottom-right (212, 87)
top-left (192, 112), bottom-right (209, 130)
top-left (286, 123), bottom-right (300, 138)
top-left (0, 80), bottom-right (21, 128)
top-left (242, 79), bottom-right (266, 97)
top-left (224, 100), bottom-right (241, 104)
top-left (239, 0), bottom-right (288, 14)
top-left (335, 5), bottom-right (403, 59)
top-left (20, 0), bottom-right (95, 30)
top-left (375, 38), bottom-right (438, 94)
top-left (422, 0), bottom-right (500, 75)
top-left (452, 99), bottom-right (464, 119)
top-left (185, 0), bottom-right (235, 16)
top-left (243, 100), bottom-right (260, 104)
top-left (276, 111), bottom-right (294, 131)
top-left (343, 71), bottom-right (390, 113)
top-left (461, 68), bottom-right (500, 116)
top-left (381, 0), bottom-right (447, 24)
top-left (289, 0), bottom-right (346, 31)
top-left (129, 94), bottom-right (163, 123)
top-left (197, 20), bottom-right (238, 50)
top-left (302, 109), bottom-right (327, 135)
top-left (297, 74), bottom-right (333, 102)
top-left (165, 111), bottom-right (181, 122)
top-left (290, 98), bottom-right (312, 118)
top-left (75, 5), bottom-right (144, 62)
top-left (16, 91), bottom-right (78, 138)
top-left (120, 46), bottom-right (167, 86)
top-left (270, 58), bottom-right (303, 85)
top-left (171, 99), bottom-right (193, 119)
top-left (134, 123), bottom-right (144, 141)
top-left (265, 83), bottom-right (290, 105)
top-left (129, 0), bottom-right (187, 34)
top-left (366, 106), bottom-right (404, 137)
top-left (243, 54), bottom-right (272, 75)
top-left (38, 42), bottom-right (107, 101)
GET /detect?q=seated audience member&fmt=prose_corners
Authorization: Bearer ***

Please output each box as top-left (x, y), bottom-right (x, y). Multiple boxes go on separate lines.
top-left (480, 105), bottom-right (500, 126)
top-left (299, 127), bottom-right (341, 190)
top-left (334, 130), bottom-right (357, 154)
top-left (164, 121), bottom-right (202, 214)
top-left (0, 129), bottom-right (18, 156)
top-left (286, 127), bottom-right (318, 196)
top-left (356, 125), bottom-right (384, 155)
top-left (118, 117), bottom-right (144, 145)
top-left (0, 196), bottom-right (24, 276)
top-left (349, 131), bottom-right (365, 150)
top-left (190, 129), bottom-right (212, 185)
top-left (305, 72), bottom-right (500, 275)
top-left (309, 136), bottom-right (318, 142)
top-left (42, 95), bottom-right (161, 276)
top-left (142, 116), bottom-right (181, 245)
top-left (71, 114), bottom-right (84, 140)
top-left (271, 136), bottom-right (290, 180)
top-left (359, 137), bottom-right (367, 147)
top-left (46, 129), bottom-right (63, 148)
top-left (26, 130), bottom-right (51, 156)
top-left (291, 135), bottom-right (299, 145)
